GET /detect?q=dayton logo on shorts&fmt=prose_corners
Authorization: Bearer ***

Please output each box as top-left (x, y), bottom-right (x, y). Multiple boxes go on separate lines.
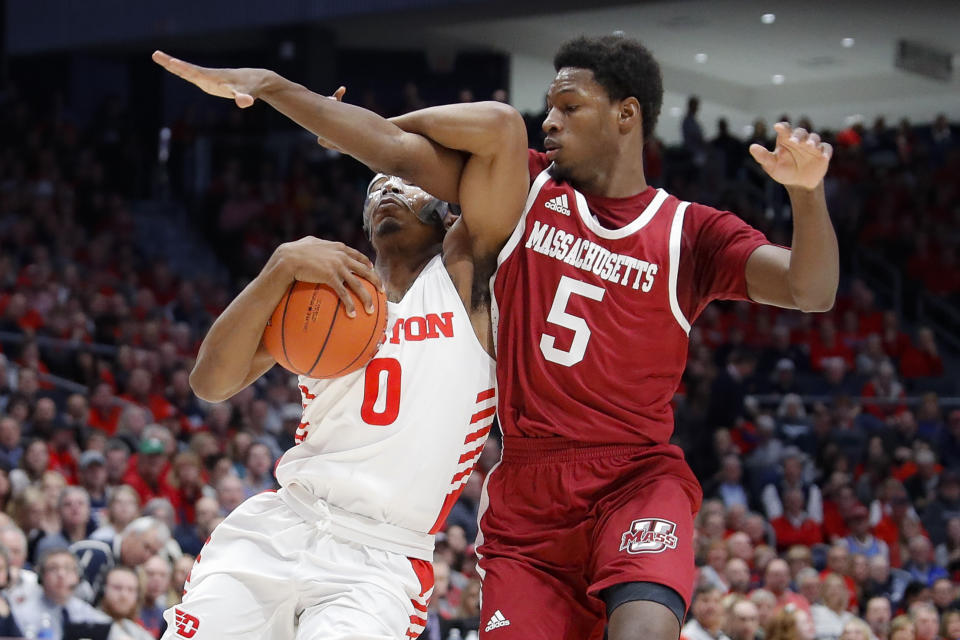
top-left (174, 608), bottom-right (200, 639)
top-left (619, 518), bottom-right (679, 555)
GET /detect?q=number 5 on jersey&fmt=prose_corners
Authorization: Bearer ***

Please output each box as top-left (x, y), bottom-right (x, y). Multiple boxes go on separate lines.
top-left (539, 275), bottom-right (605, 367)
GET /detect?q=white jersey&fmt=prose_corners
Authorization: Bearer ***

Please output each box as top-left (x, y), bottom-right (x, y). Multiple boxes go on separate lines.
top-left (275, 255), bottom-right (496, 559)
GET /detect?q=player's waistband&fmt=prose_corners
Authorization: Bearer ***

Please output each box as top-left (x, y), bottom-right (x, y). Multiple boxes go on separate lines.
top-left (501, 435), bottom-right (672, 464)
top-left (278, 483), bottom-right (435, 561)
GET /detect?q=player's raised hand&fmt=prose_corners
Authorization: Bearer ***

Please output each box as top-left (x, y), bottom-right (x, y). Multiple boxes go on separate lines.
top-left (152, 50), bottom-right (270, 109)
top-left (273, 237), bottom-right (383, 317)
top-left (749, 122), bottom-right (833, 191)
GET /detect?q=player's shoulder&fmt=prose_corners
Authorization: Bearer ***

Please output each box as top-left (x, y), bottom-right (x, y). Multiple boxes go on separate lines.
top-left (528, 149), bottom-right (550, 181)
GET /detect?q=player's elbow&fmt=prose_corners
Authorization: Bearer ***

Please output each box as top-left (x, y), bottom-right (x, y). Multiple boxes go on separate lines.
top-left (793, 288), bottom-right (836, 313)
top-left (189, 363), bottom-right (233, 404)
top-left (474, 102), bottom-right (527, 155)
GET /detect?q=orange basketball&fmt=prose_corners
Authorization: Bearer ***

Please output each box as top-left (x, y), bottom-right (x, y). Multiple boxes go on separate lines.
top-left (262, 279), bottom-right (387, 378)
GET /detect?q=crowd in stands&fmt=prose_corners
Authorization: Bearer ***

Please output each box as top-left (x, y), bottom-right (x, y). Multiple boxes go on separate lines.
top-left (0, 61), bottom-right (958, 640)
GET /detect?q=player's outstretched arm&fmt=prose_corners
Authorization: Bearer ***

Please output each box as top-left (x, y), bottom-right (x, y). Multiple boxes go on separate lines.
top-left (390, 102), bottom-right (529, 257)
top-left (151, 51), bottom-right (464, 204)
top-left (745, 122), bottom-right (839, 312)
top-left (190, 238), bottom-right (381, 403)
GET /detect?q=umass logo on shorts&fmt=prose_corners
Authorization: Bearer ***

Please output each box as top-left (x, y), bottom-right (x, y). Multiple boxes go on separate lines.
top-left (619, 518), bottom-right (679, 555)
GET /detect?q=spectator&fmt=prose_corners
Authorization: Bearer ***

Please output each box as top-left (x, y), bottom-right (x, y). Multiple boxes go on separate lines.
top-left (683, 584), bottom-right (731, 640)
top-left (166, 451), bottom-right (208, 525)
top-left (771, 488), bottom-right (824, 551)
top-left (765, 606), bottom-right (816, 640)
top-left (934, 518), bottom-right (960, 570)
top-left (0, 525), bottom-right (39, 607)
top-left (889, 615), bottom-right (915, 640)
top-left (710, 454), bottom-right (751, 510)
top-left (909, 602), bottom-right (940, 640)
top-left (764, 558), bottom-right (810, 612)
top-left (169, 555), bottom-right (194, 608)
top-left (682, 95), bottom-right (706, 169)
top-left (845, 504), bottom-right (890, 560)
top-left (444, 473), bottom-right (483, 544)
top-left (123, 436), bottom-right (172, 506)
top-left (763, 449), bottom-right (823, 524)
top-left (812, 573), bottom-right (854, 640)
top-left (240, 443), bottom-right (275, 497)
top-left (173, 496), bottom-right (219, 557)
top-left (0, 417), bottom-right (23, 470)
top-left (34, 486), bottom-right (94, 559)
top-left (104, 440), bottom-right (132, 489)
top-left (726, 558), bottom-right (753, 595)
top-left (725, 597), bottom-right (761, 640)
top-left (940, 609), bottom-right (960, 640)
top-left (78, 451), bottom-right (109, 515)
top-left (905, 450), bottom-right (943, 511)
top-left (797, 568), bottom-right (822, 607)
top-left (931, 578), bottom-right (957, 615)
top-left (861, 361), bottom-right (907, 421)
top-left (903, 536), bottom-right (948, 587)
top-left (91, 485), bottom-right (141, 543)
top-left (841, 618), bottom-right (874, 640)
top-left (751, 589), bottom-right (778, 630)
top-left (73, 516), bottom-right (171, 604)
top-left (701, 540), bottom-right (732, 592)
top-left (922, 473), bottom-right (960, 548)
top-left (11, 548), bottom-right (112, 640)
top-left (98, 566), bottom-right (154, 640)
top-left (0, 543), bottom-right (23, 637)
top-left (865, 596), bottom-right (892, 640)
top-left (214, 474), bottom-right (244, 516)
top-left (140, 555), bottom-right (172, 637)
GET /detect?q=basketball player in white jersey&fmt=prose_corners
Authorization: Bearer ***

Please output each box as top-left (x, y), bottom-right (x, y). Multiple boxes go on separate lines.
top-left (153, 55), bottom-right (528, 639)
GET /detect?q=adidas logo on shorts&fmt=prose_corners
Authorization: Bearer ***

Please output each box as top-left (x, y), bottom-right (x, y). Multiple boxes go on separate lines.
top-left (484, 609), bottom-right (511, 632)
top-left (544, 194), bottom-right (570, 216)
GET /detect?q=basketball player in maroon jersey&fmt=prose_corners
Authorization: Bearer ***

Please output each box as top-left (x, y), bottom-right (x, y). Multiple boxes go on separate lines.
top-left (391, 36), bottom-right (837, 640)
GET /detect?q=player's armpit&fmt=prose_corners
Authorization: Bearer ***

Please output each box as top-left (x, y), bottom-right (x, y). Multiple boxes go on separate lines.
top-left (744, 244), bottom-right (802, 310)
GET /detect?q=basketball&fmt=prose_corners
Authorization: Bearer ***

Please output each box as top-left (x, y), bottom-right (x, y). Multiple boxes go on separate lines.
top-left (262, 279), bottom-right (387, 378)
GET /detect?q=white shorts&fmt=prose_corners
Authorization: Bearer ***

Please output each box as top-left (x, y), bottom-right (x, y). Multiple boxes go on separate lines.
top-left (160, 490), bottom-right (434, 640)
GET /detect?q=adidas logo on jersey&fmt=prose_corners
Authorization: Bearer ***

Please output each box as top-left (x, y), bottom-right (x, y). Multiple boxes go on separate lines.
top-left (484, 610), bottom-right (511, 632)
top-left (544, 194), bottom-right (570, 216)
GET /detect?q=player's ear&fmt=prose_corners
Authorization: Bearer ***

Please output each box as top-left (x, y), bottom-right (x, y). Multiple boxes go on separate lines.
top-left (618, 97), bottom-right (641, 134)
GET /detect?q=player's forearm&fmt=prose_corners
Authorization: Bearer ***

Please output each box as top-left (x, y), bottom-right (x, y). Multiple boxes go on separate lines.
top-left (190, 256), bottom-right (290, 402)
top-left (390, 102), bottom-right (524, 158)
top-left (785, 183), bottom-right (838, 312)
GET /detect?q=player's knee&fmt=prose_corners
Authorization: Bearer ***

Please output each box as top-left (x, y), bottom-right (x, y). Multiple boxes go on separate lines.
top-left (607, 600), bottom-right (680, 640)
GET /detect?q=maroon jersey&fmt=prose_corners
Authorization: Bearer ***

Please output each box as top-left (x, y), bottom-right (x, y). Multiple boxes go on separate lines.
top-left (491, 150), bottom-right (768, 445)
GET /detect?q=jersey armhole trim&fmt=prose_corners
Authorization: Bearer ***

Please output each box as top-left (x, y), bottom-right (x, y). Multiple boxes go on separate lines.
top-left (489, 169), bottom-right (552, 358)
top-left (668, 201), bottom-right (692, 335)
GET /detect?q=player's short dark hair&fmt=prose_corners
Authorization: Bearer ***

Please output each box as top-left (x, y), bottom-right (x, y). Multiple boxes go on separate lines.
top-left (553, 35), bottom-right (663, 141)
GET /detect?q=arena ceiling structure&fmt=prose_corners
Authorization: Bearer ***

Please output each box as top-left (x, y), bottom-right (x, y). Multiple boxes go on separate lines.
top-left (5, 0), bottom-right (959, 141)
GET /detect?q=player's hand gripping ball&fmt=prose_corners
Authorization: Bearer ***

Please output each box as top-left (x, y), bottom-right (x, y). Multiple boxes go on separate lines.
top-left (262, 238), bottom-right (387, 378)
top-left (263, 279), bottom-right (387, 378)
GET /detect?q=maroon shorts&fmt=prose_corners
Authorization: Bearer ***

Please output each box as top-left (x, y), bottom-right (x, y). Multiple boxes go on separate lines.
top-left (476, 436), bottom-right (702, 639)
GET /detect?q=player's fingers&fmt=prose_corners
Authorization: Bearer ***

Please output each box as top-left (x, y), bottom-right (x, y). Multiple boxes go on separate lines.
top-left (749, 143), bottom-right (776, 170)
top-left (332, 86), bottom-right (346, 102)
top-left (806, 132), bottom-right (821, 147)
top-left (234, 92), bottom-right (255, 108)
top-left (339, 245), bottom-right (374, 269)
top-left (328, 276), bottom-right (357, 317)
top-left (820, 141), bottom-right (834, 160)
top-left (788, 127), bottom-right (809, 146)
top-left (341, 270), bottom-right (374, 315)
top-left (345, 259), bottom-right (383, 301)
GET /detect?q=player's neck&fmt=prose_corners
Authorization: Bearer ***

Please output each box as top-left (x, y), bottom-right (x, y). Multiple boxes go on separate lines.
top-left (575, 146), bottom-right (648, 198)
top-left (375, 246), bottom-right (440, 303)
